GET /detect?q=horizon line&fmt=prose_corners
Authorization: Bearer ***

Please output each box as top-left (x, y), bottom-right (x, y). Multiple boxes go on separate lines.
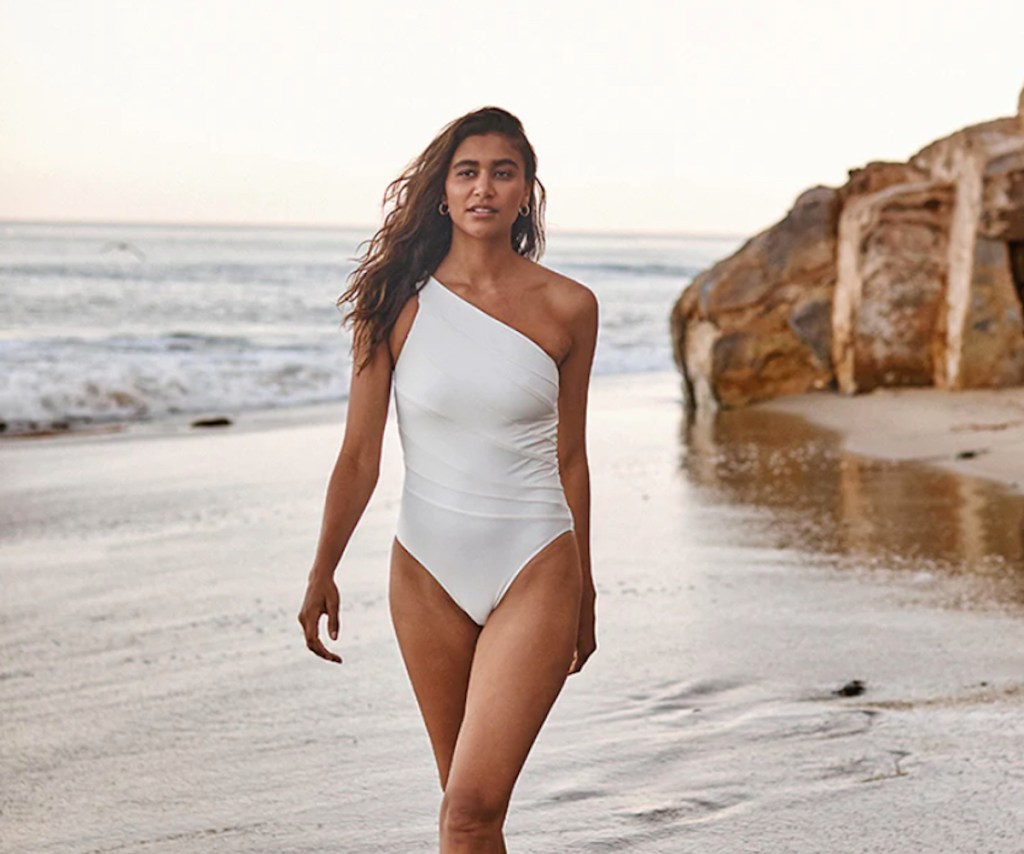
top-left (0, 216), bottom-right (748, 242)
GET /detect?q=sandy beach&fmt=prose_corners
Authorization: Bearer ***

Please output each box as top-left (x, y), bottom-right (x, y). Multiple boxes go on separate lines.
top-left (761, 386), bottom-right (1024, 496)
top-left (3, 371), bottom-right (1024, 853)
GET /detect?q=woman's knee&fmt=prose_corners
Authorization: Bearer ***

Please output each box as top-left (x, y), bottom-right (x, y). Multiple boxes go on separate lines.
top-left (440, 785), bottom-right (507, 837)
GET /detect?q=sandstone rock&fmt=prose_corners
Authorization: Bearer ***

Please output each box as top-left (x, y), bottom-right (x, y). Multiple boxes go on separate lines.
top-left (957, 149), bottom-right (1024, 388)
top-left (673, 86), bottom-right (1024, 409)
top-left (838, 161), bottom-right (929, 203)
top-left (833, 181), bottom-right (954, 393)
top-left (672, 188), bottom-right (838, 408)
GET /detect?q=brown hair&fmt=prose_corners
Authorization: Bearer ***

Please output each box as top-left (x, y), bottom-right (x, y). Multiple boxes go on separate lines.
top-left (338, 106), bottom-right (547, 372)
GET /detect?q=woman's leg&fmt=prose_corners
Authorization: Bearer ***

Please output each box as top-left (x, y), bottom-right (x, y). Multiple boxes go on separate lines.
top-left (389, 537), bottom-right (481, 788)
top-left (440, 531), bottom-right (582, 853)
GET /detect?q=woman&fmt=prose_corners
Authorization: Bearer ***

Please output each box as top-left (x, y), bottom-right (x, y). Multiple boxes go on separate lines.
top-left (297, 106), bottom-right (598, 852)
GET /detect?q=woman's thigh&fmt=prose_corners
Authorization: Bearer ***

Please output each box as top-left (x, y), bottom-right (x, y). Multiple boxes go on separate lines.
top-left (444, 531), bottom-right (583, 809)
top-left (389, 537), bottom-right (481, 788)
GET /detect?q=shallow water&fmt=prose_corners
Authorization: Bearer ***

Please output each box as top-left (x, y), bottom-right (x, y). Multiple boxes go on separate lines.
top-left (681, 404), bottom-right (1024, 608)
top-left (2, 373), bottom-right (1023, 852)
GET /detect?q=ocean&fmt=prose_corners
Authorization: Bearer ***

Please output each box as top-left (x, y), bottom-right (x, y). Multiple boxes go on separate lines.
top-left (0, 221), bottom-right (740, 433)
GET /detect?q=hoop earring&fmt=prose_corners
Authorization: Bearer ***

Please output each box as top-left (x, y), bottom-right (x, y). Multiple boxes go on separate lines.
top-left (438, 201), bottom-right (449, 216)
top-left (519, 204), bottom-right (530, 217)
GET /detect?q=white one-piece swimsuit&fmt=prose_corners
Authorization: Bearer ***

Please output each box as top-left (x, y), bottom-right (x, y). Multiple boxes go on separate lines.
top-left (392, 275), bottom-right (575, 626)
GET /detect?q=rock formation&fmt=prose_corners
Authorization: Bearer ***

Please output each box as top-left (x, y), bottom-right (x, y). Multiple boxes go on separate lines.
top-left (672, 86), bottom-right (1024, 409)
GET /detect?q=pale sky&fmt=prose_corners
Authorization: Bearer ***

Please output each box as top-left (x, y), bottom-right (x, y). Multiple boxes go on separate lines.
top-left (1, 0), bottom-right (1022, 235)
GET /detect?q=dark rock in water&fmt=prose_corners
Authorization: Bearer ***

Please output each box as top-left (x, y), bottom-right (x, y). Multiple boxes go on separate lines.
top-left (955, 449), bottom-right (985, 460)
top-left (834, 679), bottom-right (866, 697)
top-left (0, 421), bottom-right (6, 433)
top-left (191, 416), bottom-right (233, 428)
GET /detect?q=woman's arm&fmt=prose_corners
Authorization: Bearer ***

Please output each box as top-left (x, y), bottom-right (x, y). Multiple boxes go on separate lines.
top-left (556, 284), bottom-right (600, 674)
top-left (298, 326), bottom-right (394, 663)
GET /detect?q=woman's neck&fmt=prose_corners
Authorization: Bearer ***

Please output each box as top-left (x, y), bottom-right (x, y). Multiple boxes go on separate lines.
top-left (438, 231), bottom-right (522, 289)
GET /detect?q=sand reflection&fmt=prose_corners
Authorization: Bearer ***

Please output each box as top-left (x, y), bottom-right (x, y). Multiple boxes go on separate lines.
top-left (679, 406), bottom-right (1024, 606)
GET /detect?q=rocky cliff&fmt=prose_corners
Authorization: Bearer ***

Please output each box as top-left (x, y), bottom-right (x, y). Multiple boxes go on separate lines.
top-left (672, 86), bottom-right (1024, 409)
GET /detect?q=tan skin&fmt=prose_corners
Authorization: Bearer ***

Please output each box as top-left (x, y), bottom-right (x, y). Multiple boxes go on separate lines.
top-left (297, 132), bottom-right (598, 852)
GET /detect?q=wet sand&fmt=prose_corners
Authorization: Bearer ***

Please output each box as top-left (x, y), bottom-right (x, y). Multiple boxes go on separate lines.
top-left (761, 385), bottom-right (1024, 495)
top-left (2, 372), bottom-right (1023, 852)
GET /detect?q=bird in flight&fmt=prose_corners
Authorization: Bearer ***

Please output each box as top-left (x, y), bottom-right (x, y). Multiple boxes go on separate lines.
top-left (100, 240), bottom-right (147, 261)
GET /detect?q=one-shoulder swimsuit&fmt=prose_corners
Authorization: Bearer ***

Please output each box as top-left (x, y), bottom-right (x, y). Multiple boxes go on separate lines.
top-left (392, 275), bottom-right (575, 626)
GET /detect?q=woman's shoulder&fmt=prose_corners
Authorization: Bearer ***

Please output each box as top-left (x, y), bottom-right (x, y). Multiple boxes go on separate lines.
top-left (522, 261), bottom-right (598, 319)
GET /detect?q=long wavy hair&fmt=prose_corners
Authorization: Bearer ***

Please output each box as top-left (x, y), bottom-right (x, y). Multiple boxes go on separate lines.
top-left (338, 106), bottom-right (547, 372)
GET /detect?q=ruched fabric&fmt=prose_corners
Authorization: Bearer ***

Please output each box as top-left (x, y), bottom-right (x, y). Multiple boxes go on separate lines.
top-left (393, 276), bottom-right (575, 625)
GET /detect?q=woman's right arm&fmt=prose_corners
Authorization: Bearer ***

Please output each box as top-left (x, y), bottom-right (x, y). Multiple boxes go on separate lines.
top-left (297, 326), bottom-right (394, 663)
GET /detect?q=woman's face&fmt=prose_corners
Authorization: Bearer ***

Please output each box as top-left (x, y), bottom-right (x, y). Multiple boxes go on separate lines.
top-left (443, 133), bottom-right (531, 241)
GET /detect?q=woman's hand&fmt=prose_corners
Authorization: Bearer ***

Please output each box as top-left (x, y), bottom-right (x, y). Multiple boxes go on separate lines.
top-left (568, 586), bottom-right (596, 675)
top-left (297, 571), bottom-right (343, 664)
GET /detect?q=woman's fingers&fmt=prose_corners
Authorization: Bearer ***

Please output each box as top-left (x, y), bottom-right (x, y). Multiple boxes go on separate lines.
top-left (309, 632), bottom-right (343, 664)
top-left (327, 587), bottom-right (340, 641)
top-left (303, 614), bottom-right (343, 664)
top-left (298, 593), bottom-right (343, 664)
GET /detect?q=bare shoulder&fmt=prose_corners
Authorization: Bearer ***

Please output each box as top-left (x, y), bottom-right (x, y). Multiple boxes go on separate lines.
top-left (530, 263), bottom-right (599, 327)
top-left (527, 265), bottom-right (598, 387)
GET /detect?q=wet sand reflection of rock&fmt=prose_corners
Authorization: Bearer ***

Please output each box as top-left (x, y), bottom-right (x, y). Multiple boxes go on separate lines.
top-left (678, 406), bottom-right (1024, 606)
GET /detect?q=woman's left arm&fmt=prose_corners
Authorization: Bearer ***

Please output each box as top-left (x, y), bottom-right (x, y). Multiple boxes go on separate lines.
top-left (557, 284), bottom-right (599, 674)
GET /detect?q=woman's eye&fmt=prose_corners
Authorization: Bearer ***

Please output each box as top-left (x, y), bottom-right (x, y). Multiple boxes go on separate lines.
top-left (495, 170), bottom-right (512, 179)
top-left (457, 169), bottom-right (475, 178)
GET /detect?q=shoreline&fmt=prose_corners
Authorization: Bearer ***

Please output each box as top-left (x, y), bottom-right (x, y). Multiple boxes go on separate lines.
top-left (0, 398), bottom-right (351, 444)
top-left (0, 371), bottom-right (672, 444)
top-left (10, 376), bottom-right (1024, 505)
top-left (758, 385), bottom-right (1024, 496)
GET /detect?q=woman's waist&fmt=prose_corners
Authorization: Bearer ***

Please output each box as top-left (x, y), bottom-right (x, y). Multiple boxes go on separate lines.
top-left (400, 468), bottom-right (571, 519)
